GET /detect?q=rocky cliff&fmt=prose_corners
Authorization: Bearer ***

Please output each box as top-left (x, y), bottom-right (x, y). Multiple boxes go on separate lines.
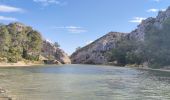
top-left (0, 22), bottom-right (71, 64)
top-left (0, 22), bottom-right (43, 63)
top-left (71, 32), bottom-right (126, 64)
top-left (71, 6), bottom-right (170, 65)
top-left (42, 40), bottom-right (71, 64)
top-left (128, 6), bottom-right (170, 41)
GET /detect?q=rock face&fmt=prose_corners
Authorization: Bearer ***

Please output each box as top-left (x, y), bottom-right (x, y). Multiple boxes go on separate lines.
top-left (42, 40), bottom-right (71, 64)
top-left (71, 6), bottom-right (170, 65)
top-left (128, 6), bottom-right (170, 41)
top-left (8, 22), bottom-right (26, 32)
top-left (128, 17), bottom-right (155, 41)
top-left (55, 48), bottom-right (71, 64)
top-left (71, 32), bottom-right (126, 64)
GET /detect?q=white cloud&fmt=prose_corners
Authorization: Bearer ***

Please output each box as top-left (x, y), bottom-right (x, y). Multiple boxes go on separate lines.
top-left (45, 39), bottom-right (54, 44)
top-left (147, 8), bottom-right (166, 13)
top-left (154, 0), bottom-right (161, 2)
top-left (0, 16), bottom-right (17, 21)
top-left (86, 40), bottom-right (93, 45)
top-left (33, 0), bottom-right (61, 6)
top-left (147, 8), bottom-right (159, 12)
top-left (161, 9), bottom-right (166, 11)
top-left (54, 26), bottom-right (87, 33)
top-left (129, 17), bottom-right (146, 23)
top-left (67, 27), bottom-right (87, 33)
top-left (0, 5), bottom-right (24, 12)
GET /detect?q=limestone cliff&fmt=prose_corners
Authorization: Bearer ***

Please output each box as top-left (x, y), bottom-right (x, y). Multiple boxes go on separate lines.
top-left (42, 40), bottom-right (71, 64)
top-left (128, 6), bottom-right (170, 41)
top-left (71, 32), bottom-right (126, 64)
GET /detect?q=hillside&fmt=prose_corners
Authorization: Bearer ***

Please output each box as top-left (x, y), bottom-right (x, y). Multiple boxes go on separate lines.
top-left (71, 6), bottom-right (170, 68)
top-left (71, 32), bottom-right (126, 64)
top-left (0, 22), bottom-right (71, 65)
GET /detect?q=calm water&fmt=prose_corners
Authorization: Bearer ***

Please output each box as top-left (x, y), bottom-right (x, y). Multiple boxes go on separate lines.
top-left (0, 64), bottom-right (170, 100)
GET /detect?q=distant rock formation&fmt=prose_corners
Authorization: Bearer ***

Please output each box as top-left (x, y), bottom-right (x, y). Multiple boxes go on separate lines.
top-left (42, 40), bottom-right (71, 64)
top-left (128, 6), bottom-right (170, 41)
top-left (71, 32), bottom-right (126, 64)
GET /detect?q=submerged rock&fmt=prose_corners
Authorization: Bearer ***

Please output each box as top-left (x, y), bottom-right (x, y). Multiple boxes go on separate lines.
top-left (0, 88), bottom-right (6, 94)
top-left (43, 60), bottom-right (62, 65)
top-left (0, 97), bottom-right (12, 100)
top-left (0, 88), bottom-right (12, 100)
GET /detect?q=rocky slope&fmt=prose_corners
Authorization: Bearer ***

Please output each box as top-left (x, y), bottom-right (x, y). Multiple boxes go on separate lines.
top-left (0, 22), bottom-right (71, 65)
top-left (128, 6), bottom-right (170, 41)
top-left (71, 32), bottom-right (126, 64)
top-left (42, 40), bottom-right (71, 64)
top-left (71, 6), bottom-right (170, 65)
top-left (0, 22), bottom-right (43, 63)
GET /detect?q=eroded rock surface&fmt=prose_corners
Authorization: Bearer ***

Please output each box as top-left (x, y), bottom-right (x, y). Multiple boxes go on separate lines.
top-left (71, 32), bottom-right (126, 64)
top-left (42, 40), bottom-right (71, 64)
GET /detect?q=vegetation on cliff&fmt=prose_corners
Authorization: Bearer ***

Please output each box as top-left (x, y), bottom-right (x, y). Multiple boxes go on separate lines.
top-left (71, 7), bottom-right (170, 68)
top-left (0, 22), bottom-right (42, 63)
top-left (0, 22), bottom-right (71, 64)
top-left (109, 18), bottom-right (170, 68)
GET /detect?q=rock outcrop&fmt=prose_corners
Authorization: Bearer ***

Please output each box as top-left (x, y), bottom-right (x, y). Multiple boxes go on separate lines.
top-left (55, 48), bottom-right (71, 64)
top-left (8, 22), bottom-right (26, 32)
top-left (42, 40), bottom-right (71, 64)
top-left (128, 6), bottom-right (170, 41)
top-left (71, 32), bottom-right (126, 64)
top-left (128, 17), bottom-right (155, 41)
top-left (0, 22), bottom-right (43, 63)
top-left (0, 22), bottom-right (71, 65)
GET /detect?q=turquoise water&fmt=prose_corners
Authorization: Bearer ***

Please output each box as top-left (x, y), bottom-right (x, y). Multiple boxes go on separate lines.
top-left (0, 64), bottom-right (170, 100)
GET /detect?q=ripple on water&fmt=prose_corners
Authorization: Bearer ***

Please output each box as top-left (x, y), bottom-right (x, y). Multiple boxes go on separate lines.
top-left (0, 65), bottom-right (170, 100)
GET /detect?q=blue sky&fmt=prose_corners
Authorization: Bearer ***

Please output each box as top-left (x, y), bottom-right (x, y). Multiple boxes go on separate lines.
top-left (0, 0), bottom-right (170, 55)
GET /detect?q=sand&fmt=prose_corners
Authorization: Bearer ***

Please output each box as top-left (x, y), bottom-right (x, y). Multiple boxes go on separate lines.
top-left (0, 61), bottom-right (43, 67)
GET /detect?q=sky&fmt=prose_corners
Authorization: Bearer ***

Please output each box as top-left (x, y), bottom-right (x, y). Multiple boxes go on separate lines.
top-left (0, 0), bottom-right (170, 55)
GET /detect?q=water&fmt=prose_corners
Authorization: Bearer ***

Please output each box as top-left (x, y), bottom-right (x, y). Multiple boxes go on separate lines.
top-left (0, 64), bottom-right (170, 100)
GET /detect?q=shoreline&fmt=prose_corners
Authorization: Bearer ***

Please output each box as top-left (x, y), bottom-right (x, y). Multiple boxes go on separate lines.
top-left (136, 67), bottom-right (170, 72)
top-left (0, 63), bottom-right (170, 73)
top-left (124, 65), bottom-right (170, 72)
top-left (75, 63), bottom-right (170, 72)
top-left (0, 62), bottom-right (44, 68)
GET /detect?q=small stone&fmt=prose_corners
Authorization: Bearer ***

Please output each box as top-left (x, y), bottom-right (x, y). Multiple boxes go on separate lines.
top-left (0, 89), bottom-right (6, 93)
